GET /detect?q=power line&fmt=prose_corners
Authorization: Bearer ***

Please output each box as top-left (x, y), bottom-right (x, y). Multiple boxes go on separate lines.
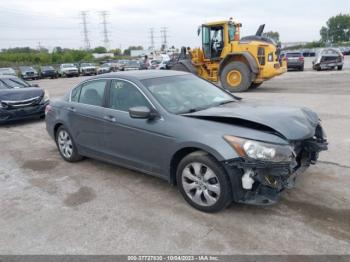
top-left (99, 11), bottom-right (110, 50)
top-left (80, 11), bottom-right (90, 50)
top-left (149, 28), bottom-right (155, 50)
top-left (160, 27), bottom-right (168, 50)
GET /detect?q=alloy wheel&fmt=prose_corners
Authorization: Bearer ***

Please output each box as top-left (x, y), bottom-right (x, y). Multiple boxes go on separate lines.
top-left (57, 130), bottom-right (73, 159)
top-left (181, 162), bottom-right (221, 206)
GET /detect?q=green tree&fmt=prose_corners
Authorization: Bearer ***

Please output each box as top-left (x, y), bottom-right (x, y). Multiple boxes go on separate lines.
top-left (92, 46), bottom-right (107, 54)
top-left (110, 48), bottom-right (122, 56)
top-left (320, 13), bottom-right (350, 43)
top-left (262, 31), bottom-right (280, 42)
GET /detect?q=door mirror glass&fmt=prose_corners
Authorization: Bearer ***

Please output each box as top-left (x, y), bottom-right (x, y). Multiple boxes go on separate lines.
top-left (129, 106), bottom-right (152, 119)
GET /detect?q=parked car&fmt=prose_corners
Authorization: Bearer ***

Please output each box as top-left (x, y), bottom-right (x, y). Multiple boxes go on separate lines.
top-left (79, 63), bottom-right (97, 76)
top-left (284, 52), bottom-right (304, 71)
top-left (58, 64), bottom-right (79, 77)
top-left (39, 66), bottom-right (58, 79)
top-left (97, 63), bottom-right (118, 74)
top-left (123, 60), bottom-right (141, 71)
top-left (18, 66), bottom-right (39, 80)
top-left (45, 71), bottom-right (327, 212)
top-left (0, 67), bottom-right (16, 76)
top-left (312, 48), bottom-right (344, 71)
top-left (0, 75), bottom-right (49, 123)
top-left (150, 59), bottom-right (167, 70)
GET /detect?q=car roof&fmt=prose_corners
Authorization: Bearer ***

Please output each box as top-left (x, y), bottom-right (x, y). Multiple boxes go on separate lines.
top-left (0, 74), bottom-right (19, 79)
top-left (88, 70), bottom-right (191, 81)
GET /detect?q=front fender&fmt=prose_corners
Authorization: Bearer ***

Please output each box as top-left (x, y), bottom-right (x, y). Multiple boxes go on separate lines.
top-left (219, 52), bottom-right (259, 74)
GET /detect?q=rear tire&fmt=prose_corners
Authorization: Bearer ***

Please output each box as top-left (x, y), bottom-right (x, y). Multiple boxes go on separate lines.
top-left (176, 151), bottom-right (232, 213)
top-left (220, 61), bottom-right (251, 92)
top-left (55, 126), bottom-right (83, 162)
top-left (300, 66), bottom-right (304, 71)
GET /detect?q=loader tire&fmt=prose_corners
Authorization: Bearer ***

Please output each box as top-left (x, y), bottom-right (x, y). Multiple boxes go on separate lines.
top-left (220, 61), bottom-right (252, 92)
top-left (171, 63), bottom-right (190, 72)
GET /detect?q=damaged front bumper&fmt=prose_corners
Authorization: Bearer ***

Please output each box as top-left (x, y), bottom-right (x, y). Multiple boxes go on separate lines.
top-left (223, 137), bottom-right (328, 205)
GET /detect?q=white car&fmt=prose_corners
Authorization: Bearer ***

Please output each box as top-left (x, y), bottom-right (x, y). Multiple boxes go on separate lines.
top-left (0, 67), bottom-right (16, 76)
top-left (79, 63), bottom-right (97, 76)
top-left (59, 64), bottom-right (79, 77)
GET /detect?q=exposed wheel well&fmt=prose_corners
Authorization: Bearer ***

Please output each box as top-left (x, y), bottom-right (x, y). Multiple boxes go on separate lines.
top-left (53, 123), bottom-right (63, 138)
top-left (170, 147), bottom-right (213, 185)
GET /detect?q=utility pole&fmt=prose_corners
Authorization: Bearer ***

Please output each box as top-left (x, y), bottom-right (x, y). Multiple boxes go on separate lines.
top-left (99, 11), bottom-right (110, 50)
top-left (160, 27), bottom-right (168, 50)
top-left (80, 11), bottom-right (90, 50)
top-left (149, 28), bottom-right (155, 50)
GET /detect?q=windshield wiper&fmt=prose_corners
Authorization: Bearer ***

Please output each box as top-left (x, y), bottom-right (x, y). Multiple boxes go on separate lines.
top-left (217, 100), bottom-right (235, 106)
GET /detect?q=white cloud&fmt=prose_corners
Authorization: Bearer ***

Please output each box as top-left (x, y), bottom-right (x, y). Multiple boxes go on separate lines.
top-left (0, 0), bottom-right (349, 49)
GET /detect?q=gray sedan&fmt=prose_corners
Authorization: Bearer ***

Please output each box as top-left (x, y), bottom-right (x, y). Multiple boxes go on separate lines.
top-left (45, 70), bottom-right (327, 212)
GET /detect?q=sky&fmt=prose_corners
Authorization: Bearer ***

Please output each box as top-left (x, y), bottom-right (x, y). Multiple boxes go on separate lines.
top-left (0, 0), bottom-right (349, 50)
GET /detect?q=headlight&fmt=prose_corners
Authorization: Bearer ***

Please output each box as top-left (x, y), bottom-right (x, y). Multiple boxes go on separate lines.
top-left (41, 91), bottom-right (50, 103)
top-left (268, 53), bottom-right (274, 62)
top-left (223, 135), bottom-right (293, 162)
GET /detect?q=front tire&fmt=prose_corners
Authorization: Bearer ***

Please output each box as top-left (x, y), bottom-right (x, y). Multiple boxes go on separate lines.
top-left (56, 126), bottom-right (83, 162)
top-left (220, 61), bottom-right (252, 92)
top-left (337, 65), bottom-right (343, 71)
top-left (176, 151), bottom-right (232, 213)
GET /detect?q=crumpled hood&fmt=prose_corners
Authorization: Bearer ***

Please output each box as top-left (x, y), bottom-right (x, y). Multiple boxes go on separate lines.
top-left (0, 88), bottom-right (44, 102)
top-left (184, 101), bottom-right (320, 141)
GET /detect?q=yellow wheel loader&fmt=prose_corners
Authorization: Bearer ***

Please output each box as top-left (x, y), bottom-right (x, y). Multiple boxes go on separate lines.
top-left (172, 18), bottom-right (287, 92)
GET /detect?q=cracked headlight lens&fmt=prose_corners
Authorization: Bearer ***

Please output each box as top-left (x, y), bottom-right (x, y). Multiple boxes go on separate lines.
top-left (224, 135), bottom-right (293, 162)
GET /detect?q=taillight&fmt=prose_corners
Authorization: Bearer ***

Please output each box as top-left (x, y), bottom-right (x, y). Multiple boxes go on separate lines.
top-left (299, 56), bottom-right (304, 61)
top-left (45, 105), bottom-right (52, 115)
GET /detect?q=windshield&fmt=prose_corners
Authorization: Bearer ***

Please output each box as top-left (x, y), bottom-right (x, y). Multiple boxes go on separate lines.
top-left (286, 53), bottom-right (302, 58)
top-left (127, 61), bottom-right (139, 66)
top-left (142, 74), bottom-right (235, 114)
top-left (19, 66), bottom-right (33, 71)
top-left (42, 66), bottom-right (54, 70)
top-left (0, 68), bottom-right (14, 74)
top-left (81, 63), bottom-right (93, 67)
top-left (2, 77), bottom-right (31, 88)
top-left (62, 64), bottom-right (75, 68)
top-left (101, 63), bottom-right (111, 67)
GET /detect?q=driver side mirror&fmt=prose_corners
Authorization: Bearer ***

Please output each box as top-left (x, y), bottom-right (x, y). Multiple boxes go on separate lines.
top-left (129, 106), bottom-right (158, 119)
top-left (197, 26), bottom-right (201, 36)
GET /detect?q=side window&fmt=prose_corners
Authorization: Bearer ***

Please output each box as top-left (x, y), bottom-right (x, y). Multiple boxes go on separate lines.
top-left (70, 86), bottom-right (81, 102)
top-left (109, 80), bottom-right (149, 112)
top-left (228, 25), bottom-right (235, 42)
top-left (202, 26), bottom-right (210, 45)
top-left (79, 80), bottom-right (106, 106)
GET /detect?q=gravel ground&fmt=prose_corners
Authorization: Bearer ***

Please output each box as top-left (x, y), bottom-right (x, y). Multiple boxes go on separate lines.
top-left (0, 57), bottom-right (349, 254)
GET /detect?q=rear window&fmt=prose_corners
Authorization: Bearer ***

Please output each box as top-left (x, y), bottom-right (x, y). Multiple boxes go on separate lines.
top-left (286, 53), bottom-right (302, 58)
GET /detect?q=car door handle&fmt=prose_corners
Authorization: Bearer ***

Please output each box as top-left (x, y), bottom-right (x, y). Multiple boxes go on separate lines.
top-left (103, 115), bottom-right (116, 122)
top-left (67, 106), bottom-right (76, 112)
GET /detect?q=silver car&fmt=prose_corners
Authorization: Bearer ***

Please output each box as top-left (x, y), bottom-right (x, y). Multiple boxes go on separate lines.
top-left (45, 71), bottom-right (327, 212)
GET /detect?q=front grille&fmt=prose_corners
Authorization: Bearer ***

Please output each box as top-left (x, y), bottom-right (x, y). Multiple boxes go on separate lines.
top-left (1, 96), bottom-right (41, 108)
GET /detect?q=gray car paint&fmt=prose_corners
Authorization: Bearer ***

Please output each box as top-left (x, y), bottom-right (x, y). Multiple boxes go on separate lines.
top-left (46, 70), bottom-right (320, 181)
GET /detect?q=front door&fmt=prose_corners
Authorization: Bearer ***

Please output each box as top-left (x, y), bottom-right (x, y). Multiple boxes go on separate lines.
top-left (103, 79), bottom-right (173, 176)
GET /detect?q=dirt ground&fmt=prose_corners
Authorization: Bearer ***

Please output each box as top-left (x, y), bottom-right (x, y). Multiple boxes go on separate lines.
top-left (0, 57), bottom-right (349, 254)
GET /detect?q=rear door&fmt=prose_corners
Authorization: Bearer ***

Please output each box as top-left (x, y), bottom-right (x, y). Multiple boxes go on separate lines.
top-left (66, 79), bottom-right (110, 155)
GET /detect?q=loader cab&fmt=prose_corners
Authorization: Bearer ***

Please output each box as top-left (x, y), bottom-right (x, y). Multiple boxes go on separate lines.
top-left (201, 21), bottom-right (240, 60)
top-left (202, 25), bottom-right (224, 60)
